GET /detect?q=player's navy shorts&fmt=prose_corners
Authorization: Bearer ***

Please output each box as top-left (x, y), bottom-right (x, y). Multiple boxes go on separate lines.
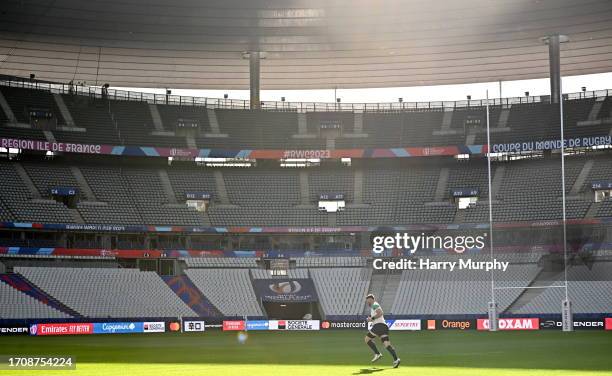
top-left (367, 323), bottom-right (389, 337)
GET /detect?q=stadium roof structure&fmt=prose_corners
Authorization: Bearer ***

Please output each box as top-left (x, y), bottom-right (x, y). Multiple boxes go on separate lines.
top-left (0, 0), bottom-right (612, 90)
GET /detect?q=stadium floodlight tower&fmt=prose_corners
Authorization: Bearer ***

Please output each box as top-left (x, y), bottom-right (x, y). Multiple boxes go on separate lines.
top-left (541, 34), bottom-right (573, 332)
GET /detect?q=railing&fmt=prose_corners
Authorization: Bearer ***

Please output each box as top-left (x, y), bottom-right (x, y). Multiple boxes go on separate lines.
top-left (1, 76), bottom-right (610, 113)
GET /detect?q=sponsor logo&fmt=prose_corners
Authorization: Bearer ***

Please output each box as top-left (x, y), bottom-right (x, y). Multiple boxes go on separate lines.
top-left (246, 320), bottom-right (269, 331)
top-left (106, 322), bottom-right (134, 332)
top-left (168, 322), bottom-right (181, 332)
top-left (184, 321), bottom-right (205, 332)
top-left (321, 321), bottom-right (366, 329)
top-left (387, 320), bottom-right (421, 331)
top-left (430, 320), bottom-right (473, 330)
top-left (269, 281), bottom-right (302, 294)
top-left (267, 320), bottom-right (285, 330)
top-left (477, 318), bottom-right (539, 331)
top-left (0, 138), bottom-right (102, 154)
top-left (540, 320), bottom-right (604, 330)
top-left (440, 320), bottom-right (474, 330)
top-left (606, 318), bottom-right (612, 330)
top-left (223, 321), bottom-right (246, 331)
top-left (269, 320), bottom-right (320, 331)
top-left (286, 320), bottom-right (317, 331)
top-left (540, 320), bottom-right (557, 329)
top-left (93, 322), bottom-right (141, 334)
top-left (0, 326), bottom-right (29, 335)
top-left (573, 321), bottom-right (603, 328)
top-left (143, 322), bottom-right (165, 333)
top-left (31, 323), bottom-right (94, 336)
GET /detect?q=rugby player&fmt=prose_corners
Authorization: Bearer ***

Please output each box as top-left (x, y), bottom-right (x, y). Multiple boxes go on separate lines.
top-left (364, 294), bottom-right (400, 368)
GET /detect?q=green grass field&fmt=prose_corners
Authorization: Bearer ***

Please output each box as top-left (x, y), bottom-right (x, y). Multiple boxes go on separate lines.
top-left (0, 331), bottom-right (611, 376)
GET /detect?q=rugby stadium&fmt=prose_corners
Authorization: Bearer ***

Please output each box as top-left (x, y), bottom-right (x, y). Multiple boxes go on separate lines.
top-left (0, 0), bottom-right (611, 375)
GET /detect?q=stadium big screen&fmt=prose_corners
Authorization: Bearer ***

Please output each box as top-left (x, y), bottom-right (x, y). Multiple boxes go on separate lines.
top-left (0, 0), bottom-right (611, 375)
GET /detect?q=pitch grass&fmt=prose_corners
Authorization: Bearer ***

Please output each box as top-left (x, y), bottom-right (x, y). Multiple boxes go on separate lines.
top-left (0, 330), bottom-right (611, 376)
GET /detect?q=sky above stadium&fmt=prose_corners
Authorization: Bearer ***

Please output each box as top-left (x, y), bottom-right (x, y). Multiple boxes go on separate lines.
top-left (118, 72), bottom-right (612, 104)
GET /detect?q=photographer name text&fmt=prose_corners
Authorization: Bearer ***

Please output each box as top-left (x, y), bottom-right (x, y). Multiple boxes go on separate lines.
top-left (372, 258), bottom-right (509, 272)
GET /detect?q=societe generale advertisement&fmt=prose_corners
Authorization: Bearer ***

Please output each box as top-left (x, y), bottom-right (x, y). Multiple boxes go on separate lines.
top-left (142, 322), bottom-right (165, 333)
top-left (268, 320), bottom-right (320, 331)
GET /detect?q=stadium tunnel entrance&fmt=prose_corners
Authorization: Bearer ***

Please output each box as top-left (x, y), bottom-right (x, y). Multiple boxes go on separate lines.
top-left (262, 301), bottom-right (321, 320)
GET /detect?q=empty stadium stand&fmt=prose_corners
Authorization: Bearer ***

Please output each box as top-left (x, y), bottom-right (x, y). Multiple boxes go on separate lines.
top-left (0, 86), bottom-right (65, 126)
top-left (15, 267), bottom-right (196, 318)
top-left (184, 268), bottom-right (264, 317)
top-left (0, 161), bottom-right (75, 224)
top-left (390, 254), bottom-right (543, 315)
top-left (0, 151), bottom-right (609, 227)
top-left (513, 262), bottom-right (612, 314)
top-left (1, 84), bottom-right (610, 151)
top-left (0, 279), bottom-right (70, 319)
top-left (310, 268), bottom-right (371, 316)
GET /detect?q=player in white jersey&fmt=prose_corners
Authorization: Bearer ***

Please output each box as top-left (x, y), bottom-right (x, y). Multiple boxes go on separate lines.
top-left (365, 294), bottom-right (400, 368)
